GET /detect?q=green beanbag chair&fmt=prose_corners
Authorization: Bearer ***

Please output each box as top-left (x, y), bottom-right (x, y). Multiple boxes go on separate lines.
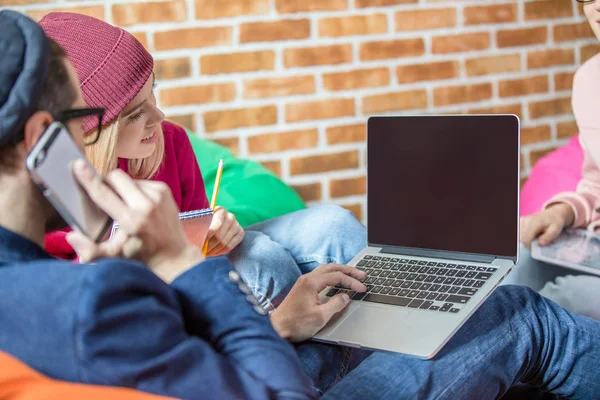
top-left (186, 130), bottom-right (306, 227)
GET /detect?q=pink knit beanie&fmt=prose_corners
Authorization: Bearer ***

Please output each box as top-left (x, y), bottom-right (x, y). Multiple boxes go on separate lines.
top-left (39, 12), bottom-right (153, 130)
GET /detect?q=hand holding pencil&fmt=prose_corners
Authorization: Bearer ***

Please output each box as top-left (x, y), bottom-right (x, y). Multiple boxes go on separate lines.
top-left (202, 160), bottom-right (245, 257)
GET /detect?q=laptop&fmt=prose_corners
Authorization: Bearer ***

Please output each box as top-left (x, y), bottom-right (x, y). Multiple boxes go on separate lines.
top-left (313, 114), bottom-right (520, 359)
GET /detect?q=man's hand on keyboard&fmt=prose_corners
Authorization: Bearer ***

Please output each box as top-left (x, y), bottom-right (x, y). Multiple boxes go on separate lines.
top-left (270, 264), bottom-right (366, 343)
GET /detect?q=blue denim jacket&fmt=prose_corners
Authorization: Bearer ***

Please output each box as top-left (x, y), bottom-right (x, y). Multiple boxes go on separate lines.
top-left (0, 226), bottom-right (315, 399)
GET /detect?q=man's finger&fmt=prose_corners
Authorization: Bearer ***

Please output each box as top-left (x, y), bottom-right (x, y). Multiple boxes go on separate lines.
top-left (72, 161), bottom-right (133, 228)
top-left (314, 271), bottom-right (367, 293)
top-left (104, 170), bottom-right (152, 210)
top-left (316, 263), bottom-right (368, 281)
top-left (319, 293), bottom-right (350, 322)
top-left (66, 231), bottom-right (98, 263)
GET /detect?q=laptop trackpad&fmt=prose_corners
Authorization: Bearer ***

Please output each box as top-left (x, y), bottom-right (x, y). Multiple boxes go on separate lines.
top-left (330, 303), bottom-right (411, 344)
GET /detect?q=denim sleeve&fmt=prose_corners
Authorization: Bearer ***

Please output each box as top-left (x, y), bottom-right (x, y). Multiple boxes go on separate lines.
top-left (75, 258), bottom-right (315, 400)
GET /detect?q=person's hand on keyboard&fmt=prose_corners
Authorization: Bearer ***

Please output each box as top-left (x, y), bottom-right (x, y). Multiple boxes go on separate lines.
top-left (270, 264), bottom-right (366, 342)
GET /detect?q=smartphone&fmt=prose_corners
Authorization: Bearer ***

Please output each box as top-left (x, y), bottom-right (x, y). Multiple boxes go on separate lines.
top-left (26, 121), bottom-right (113, 243)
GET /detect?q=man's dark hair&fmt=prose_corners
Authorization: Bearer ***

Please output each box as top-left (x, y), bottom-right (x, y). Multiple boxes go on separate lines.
top-left (0, 37), bottom-right (78, 169)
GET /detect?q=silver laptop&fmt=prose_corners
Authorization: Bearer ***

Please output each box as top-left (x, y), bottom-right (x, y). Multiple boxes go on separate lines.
top-left (313, 114), bottom-right (520, 359)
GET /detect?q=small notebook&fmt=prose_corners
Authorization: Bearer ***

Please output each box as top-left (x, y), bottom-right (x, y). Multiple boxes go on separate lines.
top-left (110, 208), bottom-right (214, 248)
top-left (531, 228), bottom-right (600, 276)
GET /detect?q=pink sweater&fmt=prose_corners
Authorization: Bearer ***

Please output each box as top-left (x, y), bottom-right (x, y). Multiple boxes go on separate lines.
top-left (44, 121), bottom-right (209, 259)
top-left (545, 53), bottom-right (600, 231)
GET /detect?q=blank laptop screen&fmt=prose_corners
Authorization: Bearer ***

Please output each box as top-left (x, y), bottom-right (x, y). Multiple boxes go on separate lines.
top-left (367, 115), bottom-right (519, 258)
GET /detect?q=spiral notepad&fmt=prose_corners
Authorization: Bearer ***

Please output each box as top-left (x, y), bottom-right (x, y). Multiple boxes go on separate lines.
top-left (110, 208), bottom-right (214, 248)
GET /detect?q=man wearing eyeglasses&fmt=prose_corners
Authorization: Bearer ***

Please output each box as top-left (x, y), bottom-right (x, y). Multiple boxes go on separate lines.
top-left (2, 9), bottom-right (600, 400)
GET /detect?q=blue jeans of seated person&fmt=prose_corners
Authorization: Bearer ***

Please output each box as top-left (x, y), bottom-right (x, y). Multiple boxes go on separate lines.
top-left (501, 245), bottom-right (600, 321)
top-left (297, 285), bottom-right (600, 399)
top-left (228, 205), bottom-right (367, 311)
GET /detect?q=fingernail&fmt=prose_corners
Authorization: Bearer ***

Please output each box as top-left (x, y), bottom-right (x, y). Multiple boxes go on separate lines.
top-left (342, 293), bottom-right (350, 304)
top-left (73, 159), bottom-right (93, 180)
top-left (539, 240), bottom-right (546, 246)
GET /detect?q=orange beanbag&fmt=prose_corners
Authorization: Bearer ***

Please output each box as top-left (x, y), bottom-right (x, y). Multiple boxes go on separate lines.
top-left (0, 351), bottom-right (175, 400)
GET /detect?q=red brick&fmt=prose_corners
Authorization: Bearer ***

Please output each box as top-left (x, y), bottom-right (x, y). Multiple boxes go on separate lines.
top-left (432, 32), bottom-right (490, 54)
top-left (284, 45), bottom-right (353, 68)
top-left (276, 0), bottom-right (347, 13)
top-left (286, 98), bottom-right (355, 123)
top-left (555, 72), bottom-right (575, 91)
top-left (396, 61), bottom-right (459, 83)
top-left (195, 0), bottom-right (270, 19)
top-left (319, 14), bottom-right (388, 37)
top-left (330, 176), bottom-right (366, 198)
top-left (527, 48), bottom-right (575, 69)
top-left (554, 21), bottom-right (594, 42)
top-left (360, 38), bottom-right (425, 61)
top-left (433, 83), bottom-right (493, 106)
top-left (528, 97), bottom-right (572, 119)
top-left (463, 4), bottom-right (517, 25)
top-left (326, 124), bottom-right (366, 144)
top-left (154, 27), bottom-right (231, 51)
top-left (292, 183), bottom-right (322, 202)
top-left (28, 5), bottom-right (104, 22)
top-left (395, 8), bottom-right (456, 31)
top-left (557, 120), bottom-right (578, 138)
top-left (160, 84), bottom-right (235, 107)
top-left (290, 151), bottom-right (360, 175)
top-left (581, 44), bottom-right (600, 63)
top-left (112, 1), bottom-right (186, 26)
top-left (201, 51), bottom-right (275, 75)
top-left (499, 75), bottom-right (549, 98)
top-left (167, 115), bottom-right (196, 132)
top-left (524, 0), bottom-right (573, 20)
top-left (465, 54), bottom-right (521, 77)
top-left (204, 106), bottom-right (277, 133)
top-left (341, 204), bottom-right (363, 221)
top-left (356, 0), bottom-right (417, 7)
top-left (362, 90), bottom-right (427, 114)
top-left (244, 76), bottom-right (315, 99)
top-left (212, 137), bottom-right (240, 155)
top-left (521, 125), bottom-right (551, 145)
top-left (530, 147), bottom-right (558, 166)
top-left (261, 160), bottom-right (282, 177)
top-left (247, 129), bottom-right (319, 154)
top-left (323, 68), bottom-right (390, 91)
top-left (469, 104), bottom-right (523, 116)
top-left (130, 32), bottom-right (148, 49)
top-left (154, 58), bottom-right (192, 80)
top-left (497, 27), bottom-right (547, 48)
top-left (240, 19), bottom-right (310, 43)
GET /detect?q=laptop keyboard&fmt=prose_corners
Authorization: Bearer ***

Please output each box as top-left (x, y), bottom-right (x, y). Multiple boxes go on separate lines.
top-left (326, 255), bottom-right (498, 313)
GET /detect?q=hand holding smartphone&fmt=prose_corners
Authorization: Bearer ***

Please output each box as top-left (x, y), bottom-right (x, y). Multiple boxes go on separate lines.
top-left (26, 121), bottom-right (113, 243)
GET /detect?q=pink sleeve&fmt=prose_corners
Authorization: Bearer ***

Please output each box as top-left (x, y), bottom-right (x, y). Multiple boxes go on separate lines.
top-left (543, 144), bottom-right (600, 229)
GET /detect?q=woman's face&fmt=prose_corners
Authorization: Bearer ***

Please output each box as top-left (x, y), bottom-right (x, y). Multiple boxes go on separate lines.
top-left (584, 0), bottom-right (600, 42)
top-left (116, 74), bottom-right (165, 159)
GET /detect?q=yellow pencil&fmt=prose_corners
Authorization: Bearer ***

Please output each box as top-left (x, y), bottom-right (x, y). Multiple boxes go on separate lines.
top-left (202, 159), bottom-right (224, 257)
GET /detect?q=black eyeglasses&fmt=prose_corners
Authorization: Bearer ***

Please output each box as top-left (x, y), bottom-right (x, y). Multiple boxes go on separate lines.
top-left (56, 107), bottom-right (105, 146)
top-left (577, 0), bottom-right (596, 3)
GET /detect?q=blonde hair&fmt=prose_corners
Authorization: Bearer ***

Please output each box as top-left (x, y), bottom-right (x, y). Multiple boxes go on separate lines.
top-left (85, 118), bottom-right (165, 179)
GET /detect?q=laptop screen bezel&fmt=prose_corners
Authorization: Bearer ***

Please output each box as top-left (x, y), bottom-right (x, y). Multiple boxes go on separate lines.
top-left (366, 114), bottom-right (520, 264)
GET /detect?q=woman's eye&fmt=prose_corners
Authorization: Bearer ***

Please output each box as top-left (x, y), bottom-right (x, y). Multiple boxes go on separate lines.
top-left (129, 109), bottom-right (146, 122)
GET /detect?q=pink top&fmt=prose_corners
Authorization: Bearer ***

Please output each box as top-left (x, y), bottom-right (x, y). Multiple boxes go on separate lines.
top-left (544, 53), bottom-right (600, 230)
top-left (44, 121), bottom-right (209, 260)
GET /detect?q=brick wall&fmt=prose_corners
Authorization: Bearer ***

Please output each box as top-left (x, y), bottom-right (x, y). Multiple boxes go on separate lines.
top-left (4, 0), bottom-right (599, 223)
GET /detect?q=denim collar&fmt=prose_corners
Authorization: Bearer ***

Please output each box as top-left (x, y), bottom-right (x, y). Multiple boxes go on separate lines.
top-left (0, 225), bottom-right (53, 266)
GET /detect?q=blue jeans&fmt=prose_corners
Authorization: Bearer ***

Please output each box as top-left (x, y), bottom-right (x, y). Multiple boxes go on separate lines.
top-left (298, 285), bottom-right (600, 399)
top-left (502, 245), bottom-right (600, 320)
top-left (229, 205), bottom-right (367, 311)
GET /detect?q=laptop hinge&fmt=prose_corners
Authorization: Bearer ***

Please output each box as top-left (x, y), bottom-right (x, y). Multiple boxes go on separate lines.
top-left (380, 246), bottom-right (496, 264)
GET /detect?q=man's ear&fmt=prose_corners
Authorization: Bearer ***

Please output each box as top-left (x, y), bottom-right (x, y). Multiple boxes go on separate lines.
top-left (22, 111), bottom-right (53, 152)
